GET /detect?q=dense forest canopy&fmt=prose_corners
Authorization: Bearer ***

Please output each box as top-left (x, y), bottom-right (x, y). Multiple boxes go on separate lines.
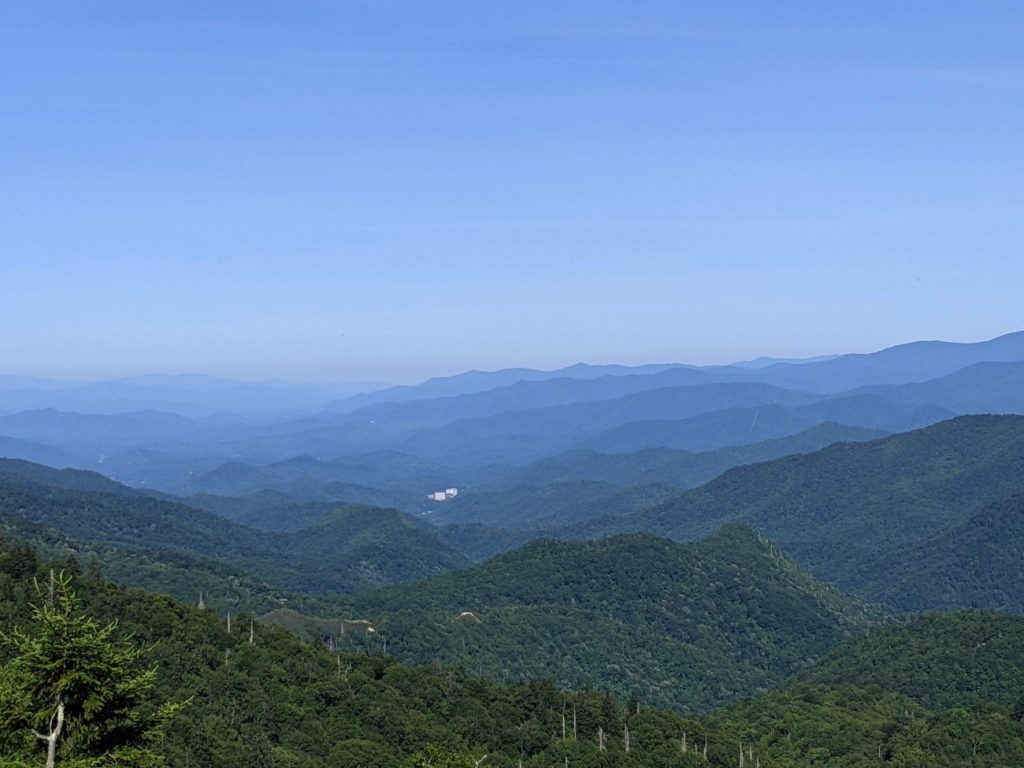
top-left (3, 541), bottom-right (1024, 767)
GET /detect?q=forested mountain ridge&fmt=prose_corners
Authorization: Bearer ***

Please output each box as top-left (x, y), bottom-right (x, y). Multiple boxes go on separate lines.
top-left (859, 493), bottom-right (1024, 613)
top-left (706, 685), bottom-right (1024, 767)
top-left (796, 612), bottom-right (1024, 710)
top-left (0, 457), bottom-right (139, 495)
top-left (736, 329), bottom-right (1024, 392)
top-left (473, 422), bottom-right (887, 493)
top-left (702, 610), bottom-right (1024, 766)
top-left (0, 542), bottom-right (724, 768)
top-left (322, 330), bottom-right (1024, 412)
top-left (0, 462), bottom-right (468, 607)
top-left (855, 360), bottom-right (1024, 413)
top-left (187, 448), bottom-right (457, 501)
top-left (427, 423), bottom-right (887, 532)
top-left (589, 415), bottom-right (1024, 596)
top-left (298, 524), bottom-right (884, 713)
top-left (387, 382), bottom-right (823, 464)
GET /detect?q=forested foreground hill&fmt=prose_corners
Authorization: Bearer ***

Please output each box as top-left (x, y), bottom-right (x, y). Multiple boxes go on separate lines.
top-left (797, 612), bottom-right (1024, 710)
top-left (4, 542), bottom-right (1024, 767)
top-left (305, 525), bottom-right (882, 713)
top-left (706, 612), bottom-right (1024, 766)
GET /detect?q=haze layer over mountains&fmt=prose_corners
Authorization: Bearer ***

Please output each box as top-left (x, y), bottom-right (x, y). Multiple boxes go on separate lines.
top-left (1, 331), bottom-right (1021, 502)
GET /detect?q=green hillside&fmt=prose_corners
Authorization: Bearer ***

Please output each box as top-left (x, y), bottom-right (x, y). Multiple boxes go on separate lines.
top-left (5, 539), bottom-right (1024, 768)
top-left (708, 685), bottom-right (1024, 768)
top-left (428, 423), bottom-right (886, 538)
top-left (861, 494), bottom-right (1024, 612)
top-left (797, 612), bottom-right (1024, 709)
top-left (0, 541), bottom-right (722, 768)
top-left (612, 415), bottom-right (1024, 592)
top-left (307, 524), bottom-right (881, 713)
top-left (485, 422), bottom-right (887, 492)
top-left (432, 479), bottom-right (679, 530)
top-left (0, 463), bottom-right (468, 608)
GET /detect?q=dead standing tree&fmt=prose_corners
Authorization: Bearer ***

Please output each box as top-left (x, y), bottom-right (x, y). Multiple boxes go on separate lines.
top-left (31, 701), bottom-right (65, 768)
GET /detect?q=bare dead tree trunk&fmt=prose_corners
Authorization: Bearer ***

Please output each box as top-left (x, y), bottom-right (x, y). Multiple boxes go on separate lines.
top-left (32, 700), bottom-right (64, 768)
top-left (681, 731), bottom-right (687, 753)
top-left (249, 619), bottom-right (255, 645)
top-left (739, 742), bottom-right (745, 767)
top-left (597, 727), bottom-right (606, 752)
top-left (703, 734), bottom-right (708, 761)
top-left (562, 708), bottom-right (566, 741)
top-left (226, 611), bottom-right (231, 634)
top-left (572, 705), bottom-right (577, 739)
top-left (624, 724), bottom-right (630, 753)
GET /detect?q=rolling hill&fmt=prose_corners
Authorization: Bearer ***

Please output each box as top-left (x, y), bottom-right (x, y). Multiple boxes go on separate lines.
top-left (859, 494), bottom-right (1024, 613)
top-left (305, 524), bottom-right (881, 713)
top-left (0, 460), bottom-right (468, 606)
top-left (476, 422), bottom-right (887, 493)
top-left (576, 395), bottom-right (948, 454)
top-left (600, 415), bottom-right (1024, 594)
top-left (796, 611), bottom-right (1024, 709)
top-left (5, 542), bottom-right (1022, 768)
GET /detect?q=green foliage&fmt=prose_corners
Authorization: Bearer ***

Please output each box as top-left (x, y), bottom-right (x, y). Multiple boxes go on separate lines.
top-left (603, 414), bottom-right (1024, 601)
top-left (400, 744), bottom-right (474, 768)
top-left (303, 525), bottom-right (880, 714)
top-left (437, 479), bottom-right (678, 532)
top-left (797, 612), bottom-right (1024, 709)
top-left (0, 469), bottom-right (467, 610)
top-left (0, 541), bottom-right (720, 768)
top-left (0, 572), bottom-right (182, 767)
top-left (6, 538), bottom-right (1024, 767)
top-left (708, 685), bottom-right (1024, 768)
top-left (453, 422), bottom-right (887, 505)
top-left (862, 494), bottom-right (1024, 612)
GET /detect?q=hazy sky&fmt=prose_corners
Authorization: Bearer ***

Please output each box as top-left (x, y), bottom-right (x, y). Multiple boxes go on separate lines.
top-left (2, 2), bottom-right (1022, 383)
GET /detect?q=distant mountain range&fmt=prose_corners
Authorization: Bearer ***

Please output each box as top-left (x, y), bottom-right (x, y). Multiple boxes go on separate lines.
top-left (0, 373), bottom-right (387, 417)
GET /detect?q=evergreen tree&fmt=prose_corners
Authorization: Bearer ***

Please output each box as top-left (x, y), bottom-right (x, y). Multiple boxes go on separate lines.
top-left (0, 572), bottom-right (183, 767)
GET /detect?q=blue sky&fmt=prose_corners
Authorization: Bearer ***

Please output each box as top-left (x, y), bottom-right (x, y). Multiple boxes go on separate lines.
top-left (2, 2), bottom-right (1022, 382)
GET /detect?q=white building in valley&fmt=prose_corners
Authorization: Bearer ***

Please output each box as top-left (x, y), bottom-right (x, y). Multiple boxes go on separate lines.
top-left (427, 487), bottom-right (460, 502)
